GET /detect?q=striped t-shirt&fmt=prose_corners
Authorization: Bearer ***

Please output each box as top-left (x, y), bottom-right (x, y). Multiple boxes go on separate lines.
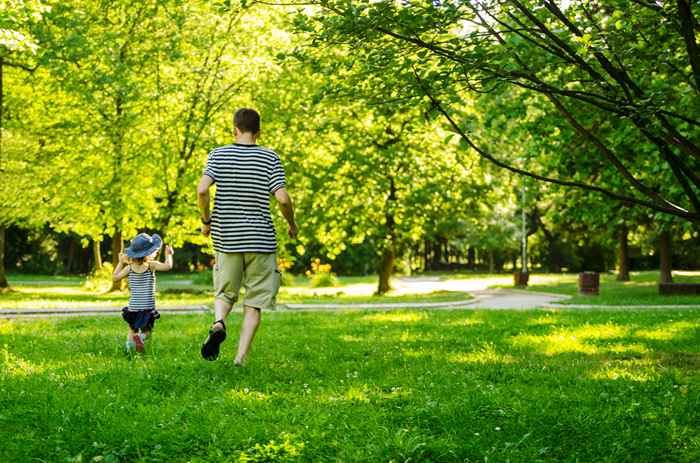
top-left (127, 268), bottom-right (156, 310)
top-left (203, 143), bottom-right (286, 253)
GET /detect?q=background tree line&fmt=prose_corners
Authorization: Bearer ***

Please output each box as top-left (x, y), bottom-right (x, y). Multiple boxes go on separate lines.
top-left (1, 0), bottom-right (699, 294)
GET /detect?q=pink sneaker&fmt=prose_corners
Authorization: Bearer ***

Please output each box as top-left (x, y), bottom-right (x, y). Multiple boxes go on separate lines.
top-left (133, 334), bottom-right (145, 353)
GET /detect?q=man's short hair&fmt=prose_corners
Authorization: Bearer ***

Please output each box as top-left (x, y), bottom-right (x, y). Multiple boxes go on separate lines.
top-left (234, 108), bottom-right (260, 134)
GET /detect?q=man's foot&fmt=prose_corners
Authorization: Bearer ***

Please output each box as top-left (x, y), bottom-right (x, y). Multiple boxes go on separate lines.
top-left (201, 320), bottom-right (226, 361)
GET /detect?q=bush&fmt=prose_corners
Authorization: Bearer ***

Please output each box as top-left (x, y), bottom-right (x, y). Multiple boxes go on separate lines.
top-left (280, 271), bottom-right (295, 287)
top-left (84, 262), bottom-right (114, 292)
top-left (310, 272), bottom-right (338, 288)
top-left (306, 258), bottom-right (339, 288)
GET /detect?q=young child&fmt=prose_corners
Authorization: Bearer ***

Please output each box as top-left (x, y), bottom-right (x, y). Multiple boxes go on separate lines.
top-left (112, 233), bottom-right (174, 353)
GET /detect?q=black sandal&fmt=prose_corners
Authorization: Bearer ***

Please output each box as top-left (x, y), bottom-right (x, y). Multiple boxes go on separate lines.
top-left (201, 319), bottom-right (227, 361)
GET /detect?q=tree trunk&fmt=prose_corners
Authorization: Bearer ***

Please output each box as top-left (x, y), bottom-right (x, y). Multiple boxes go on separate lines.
top-left (617, 226), bottom-right (630, 281)
top-left (377, 245), bottom-right (394, 295)
top-left (0, 226), bottom-right (8, 289)
top-left (423, 239), bottom-right (429, 271)
top-left (65, 239), bottom-right (77, 274)
top-left (467, 247), bottom-right (475, 269)
top-left (109, 231), bottom-right (124, 291)
top-left (0, 62), bottom-right (6, 289)
top-left (488, 250), bottom-right (495, 273)
top-left (92, 237), bottom-right (103, 272)
top-left (431, 237), bottom-right (441, 270)
top-left (658, 230), bottom-right (673, 284)
top-left (377, 176), bottom-right (397, 295)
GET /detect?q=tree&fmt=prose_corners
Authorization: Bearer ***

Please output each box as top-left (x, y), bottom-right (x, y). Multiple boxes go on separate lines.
top-left (271, 37), bottom-right (502, 293)
top-left (300, 0), bottom-right (700, 224)
top-left (0, 0), bottom-right (49, 288)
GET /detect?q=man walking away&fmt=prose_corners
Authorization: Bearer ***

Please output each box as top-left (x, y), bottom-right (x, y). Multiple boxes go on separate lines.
top-left (197, 108), bottom-right (297, 366)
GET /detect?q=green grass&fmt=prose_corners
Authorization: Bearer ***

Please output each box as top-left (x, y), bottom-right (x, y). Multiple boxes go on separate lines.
top-left (2, 308), bottom-right (700, 462)
top-left (517, 271), bottom-right (700, 306)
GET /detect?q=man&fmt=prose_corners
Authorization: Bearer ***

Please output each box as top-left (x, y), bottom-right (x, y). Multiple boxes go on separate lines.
top-left (197, 108), bottom-right (297, 365)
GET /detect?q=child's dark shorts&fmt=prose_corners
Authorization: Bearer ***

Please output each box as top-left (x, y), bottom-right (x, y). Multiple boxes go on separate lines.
top-left (121, 307), bottom-right (160, 331)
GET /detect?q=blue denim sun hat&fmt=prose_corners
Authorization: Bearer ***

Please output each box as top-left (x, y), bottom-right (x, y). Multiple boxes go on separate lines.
top-left (125, 233), bottom-right (163, 258)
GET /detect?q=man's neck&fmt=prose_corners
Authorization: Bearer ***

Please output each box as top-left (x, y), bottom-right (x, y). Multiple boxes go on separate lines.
top-left (235, 133), bottom-right (257, 145)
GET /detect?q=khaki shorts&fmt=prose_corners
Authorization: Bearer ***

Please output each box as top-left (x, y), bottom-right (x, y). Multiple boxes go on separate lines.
top-left (213, 252), bottom-right (280, 310)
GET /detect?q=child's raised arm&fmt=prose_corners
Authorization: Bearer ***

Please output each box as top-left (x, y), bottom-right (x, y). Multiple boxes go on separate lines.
top-left (150, 245), bottom-right (174, 272)
top-left (112, 252), bottom-right (131, 281)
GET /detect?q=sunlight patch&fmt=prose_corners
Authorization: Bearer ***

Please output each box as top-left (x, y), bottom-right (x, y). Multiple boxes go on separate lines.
top-left (528, 315), bottom-right (559, 326)
top-left (606, 343), bottom-right (649, 354)
top-left (635, 321), bottom-right (699, 341)
top-left (568, 323), bottom-right (630, 340)
top-left (325, 385), bottom-right (412, 404)
top-left (361, 312), bottom-right (428, 323)
top-left (403, 348), bottom-right (434, 359)
top-left (589, 359), bottom-right (658, 382)
top-left (237, 432), bottom-right (304, 462)
top-left (511, 323), bottom-right (633, 355)
top-left (226, 388), bottom-right (270, 402)
top-left (449, 344), bottom-right (514, 364)
top-left (339, 335), bottom-right (363, 343)
top-left (0, 348), bottom-right (47, 377)
top-left (0, 320), bottom-right (16, 335)
top-left (448, 318), bottom-right (483, 326)
top-left (511, 333), bottom-right (597, 355)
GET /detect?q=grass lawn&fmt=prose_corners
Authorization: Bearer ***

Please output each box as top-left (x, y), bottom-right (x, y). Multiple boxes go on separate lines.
top-left (519, 271), bottom-right (700, 306)
top-left (1, 308), bottom-right (699, 462)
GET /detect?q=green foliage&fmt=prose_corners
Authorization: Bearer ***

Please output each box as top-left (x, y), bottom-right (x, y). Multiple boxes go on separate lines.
top-left (306, 258), bottom-right (339, 288)
top-left (304, 0), bottom-right (700, 223)
top-left (83, 262), bottom-right (114, 293)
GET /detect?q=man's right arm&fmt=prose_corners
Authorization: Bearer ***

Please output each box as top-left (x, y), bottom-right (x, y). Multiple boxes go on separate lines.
top-left (274, 188), bottom-right (297, 238)
top-left (197, 175), bottom-right (214, 237)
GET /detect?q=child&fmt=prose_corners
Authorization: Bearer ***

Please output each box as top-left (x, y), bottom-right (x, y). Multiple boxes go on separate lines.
top-left (112, 233), bottom-right (174, 353)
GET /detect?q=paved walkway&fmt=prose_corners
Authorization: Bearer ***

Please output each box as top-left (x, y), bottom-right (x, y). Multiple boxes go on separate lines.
top-left (283, 288), bottom-right (568, 311)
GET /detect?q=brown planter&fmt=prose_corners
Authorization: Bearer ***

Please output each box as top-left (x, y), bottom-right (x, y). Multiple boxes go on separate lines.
top-left (578, 271), bottom-right (599, 295)
top-left (513, 271), bottom-right (529, 288)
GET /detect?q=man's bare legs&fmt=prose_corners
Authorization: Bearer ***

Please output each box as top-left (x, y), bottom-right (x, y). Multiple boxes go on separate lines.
top-left (234, 306), bottom-right (260, 365)
top-left (212, 298), bottom-right (233, 330)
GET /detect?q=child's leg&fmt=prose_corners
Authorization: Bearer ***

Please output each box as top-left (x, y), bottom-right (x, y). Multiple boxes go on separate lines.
top-left (125, 329), bottom-right (138, 352)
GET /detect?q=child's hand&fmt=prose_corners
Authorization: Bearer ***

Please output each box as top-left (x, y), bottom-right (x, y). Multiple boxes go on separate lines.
top-left (165, 245), bottom-right (174, 256)
top-left (119, 252), bottom-right (128, 264)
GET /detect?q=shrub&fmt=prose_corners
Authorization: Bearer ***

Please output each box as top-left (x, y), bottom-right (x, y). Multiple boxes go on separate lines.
top-left (84, 262), bottom-right (114, 292)
top-left (306, 258), bottom-right (339, 288)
